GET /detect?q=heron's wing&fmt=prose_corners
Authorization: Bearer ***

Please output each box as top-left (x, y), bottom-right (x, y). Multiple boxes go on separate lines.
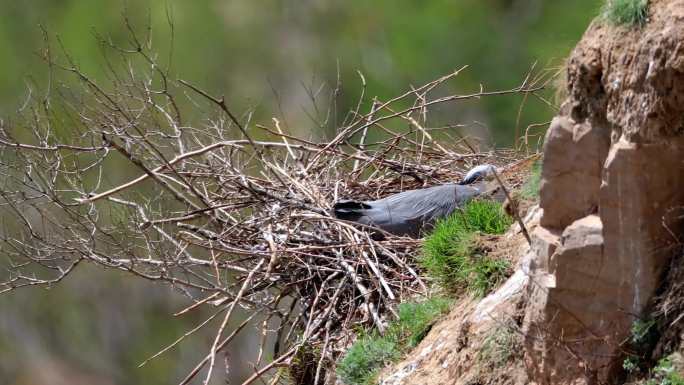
top-left (332, 184), bottom-right (482, 237)
top-left (366, 184), bottom-right (481, 235)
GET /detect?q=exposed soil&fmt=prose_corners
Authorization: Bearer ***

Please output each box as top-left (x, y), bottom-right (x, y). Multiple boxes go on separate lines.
top-left (378, 204), bottom-right (541, 385)
top-left (378, 1), bottom-right (684, 383)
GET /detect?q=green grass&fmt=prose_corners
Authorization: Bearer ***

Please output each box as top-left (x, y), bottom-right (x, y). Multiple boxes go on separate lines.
top-left (521, 160), bottom-right (542, 200)
top-left (338, 201), bottom-right (513, 384)
top-left (421, 200), bottom-right (513, 296)
top-left (602, 0), bottom-right (649, 26)
top-left (337, 338), bottom-right (399, 385)
top-left (336, 297), bottom-right (452, 385)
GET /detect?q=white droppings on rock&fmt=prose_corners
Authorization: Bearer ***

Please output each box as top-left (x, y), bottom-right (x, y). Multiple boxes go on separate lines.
top-left (470, 261), bottom-right (529, 324)
top-left (380, 362), bottom-right (417, 385)
top-left (418, 344), bottom-right (433, 358)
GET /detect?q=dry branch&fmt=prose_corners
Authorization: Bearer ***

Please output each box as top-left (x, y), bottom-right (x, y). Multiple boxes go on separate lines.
top-left (0, 29), bottom-right (551, 384)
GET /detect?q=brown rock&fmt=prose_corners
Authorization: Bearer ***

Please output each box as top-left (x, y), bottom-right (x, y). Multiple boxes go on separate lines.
top-left (524, 215), bottom-right (612, 385)
top-left (539, 117), bottom-right (609, 230)
top-left (526, 138), bottom-right (684, 383)
top-left (528, 223), bottom-right (561, 273)
top-left (523, 1), bottom-right (684, 383)
top-left (600, 138), bottom-right (684, 319)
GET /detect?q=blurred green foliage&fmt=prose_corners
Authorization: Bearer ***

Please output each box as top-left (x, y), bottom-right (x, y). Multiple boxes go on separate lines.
top-left (0, 1), bottom-right (600, 384)
top-left (0, 266), bottom-right (226, 384)
top-left (0, 0), bottom-right (599, 145)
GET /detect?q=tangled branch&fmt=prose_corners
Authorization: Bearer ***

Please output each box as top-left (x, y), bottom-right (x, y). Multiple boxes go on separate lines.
top-left (0, 24), bottom-right (551, 384)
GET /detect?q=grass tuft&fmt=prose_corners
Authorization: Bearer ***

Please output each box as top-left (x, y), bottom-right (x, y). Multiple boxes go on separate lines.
top-left (336, 297), bottom-right (452, 385)
top-left (394, 297), bottom-right (452, 348)
top-left (478, 325), bottom-right (520, 368)
top-left (602, 0), bottom-right (648, 26)
top-left (337, 337), bottom-right (398, 385)
top-left (623, 355), bottom-right (640, 373)
top-left (521, 160), bottom-right (542, 200)
top-left (620, 317), bottom-right (661, 379)
top-left (338, 201), bottom-right (513, 384)
top-left (421, 200), bottom-right (513, 296)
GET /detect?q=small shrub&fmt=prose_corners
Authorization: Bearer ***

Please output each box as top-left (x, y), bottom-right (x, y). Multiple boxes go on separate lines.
top-left (623, 355), bottom-right (640, 373)
top-left (421, 200), bottom-right (512, 295)
top-left (602, 0), bottom-right (648, 26)
top-left (336, 297), bottom-right (452, 385)
top-left (288, 344), bottom-right (322, 384)
top-left (630, 318), bottom-right (656, 346)
top-left (645, 356), bottom-right (684, 385)
top-left (478, 325), bottom-right (520, 368)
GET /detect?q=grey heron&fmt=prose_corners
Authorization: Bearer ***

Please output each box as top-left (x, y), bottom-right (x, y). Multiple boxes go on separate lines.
top-left (332, 164), bottom-right (498, 238)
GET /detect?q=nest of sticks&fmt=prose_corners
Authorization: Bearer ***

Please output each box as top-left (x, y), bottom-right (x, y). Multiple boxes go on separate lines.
top-left (0, 35), bottom-right (550, 384)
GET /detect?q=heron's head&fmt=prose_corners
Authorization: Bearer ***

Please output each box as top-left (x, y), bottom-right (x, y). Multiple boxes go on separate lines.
top-left (459, 164), bottom-right (496, 185)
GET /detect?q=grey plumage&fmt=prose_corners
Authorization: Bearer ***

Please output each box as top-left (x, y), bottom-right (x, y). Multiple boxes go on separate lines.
top-left (333, 183), bottom-right (483, 238)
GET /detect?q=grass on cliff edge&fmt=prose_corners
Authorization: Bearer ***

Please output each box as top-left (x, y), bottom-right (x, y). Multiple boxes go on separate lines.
top-left (602, 0), bottom-right (649, 26)
top-left (420, 200), bottom-right (513, 296)
top-left (336, 297), bottom-right (452, 385)
top-left (337, 201), bottom-right (512, 385)
top-left (521, 160), bottom-right (542, 200)
top-left (645, 355), bottom-right (684, 385)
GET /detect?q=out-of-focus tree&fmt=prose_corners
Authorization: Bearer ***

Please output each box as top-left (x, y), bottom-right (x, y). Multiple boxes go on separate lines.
top-left (0, 0), bottom-right (597, 143)
top-left (0, 1), bottom-right (598, 384)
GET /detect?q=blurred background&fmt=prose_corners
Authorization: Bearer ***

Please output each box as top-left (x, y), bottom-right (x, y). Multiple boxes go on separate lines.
top-left (0, 1), bottom-right (598, 384)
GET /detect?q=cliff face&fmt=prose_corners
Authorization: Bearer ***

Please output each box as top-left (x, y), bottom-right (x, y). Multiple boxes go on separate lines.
top-left (524, 0), bottom-right (684, 383)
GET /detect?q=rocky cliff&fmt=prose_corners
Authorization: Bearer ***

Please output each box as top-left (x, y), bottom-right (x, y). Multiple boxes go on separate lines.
top-left (524, 0), bottom-right (684, 382)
